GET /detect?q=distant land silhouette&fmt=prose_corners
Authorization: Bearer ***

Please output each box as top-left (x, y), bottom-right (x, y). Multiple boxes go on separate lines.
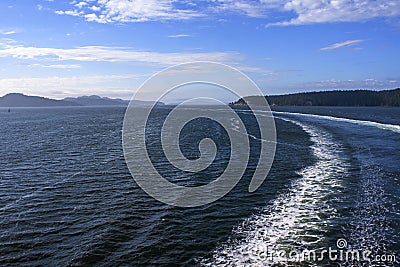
top-left (63, 95), bottom-right (162, 106)
top-left (232, 88), bottom-right (400, 107)
top-left (0, 93), bottom-right (164, 107)
top-left (0, 93), bottom-right (79, 107)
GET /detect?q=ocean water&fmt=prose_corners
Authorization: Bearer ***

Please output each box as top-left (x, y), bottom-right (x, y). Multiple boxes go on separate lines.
top-left (0, 106), bottom-right (399, 266)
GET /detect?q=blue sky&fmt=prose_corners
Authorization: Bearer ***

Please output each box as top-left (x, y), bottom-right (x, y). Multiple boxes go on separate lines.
top-left (0, 0), bottom-right (399, 101)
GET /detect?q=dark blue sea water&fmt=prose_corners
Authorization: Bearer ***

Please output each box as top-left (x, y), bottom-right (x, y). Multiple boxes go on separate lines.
top-left (0, 106), bottom-right (399, 266)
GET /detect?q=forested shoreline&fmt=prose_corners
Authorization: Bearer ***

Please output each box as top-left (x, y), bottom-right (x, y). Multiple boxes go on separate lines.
top-left (232, 88), bottom-right (400, 107)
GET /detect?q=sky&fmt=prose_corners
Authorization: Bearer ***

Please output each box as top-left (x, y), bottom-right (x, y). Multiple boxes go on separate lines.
top-left (0, 0), bottom-right (400, 101)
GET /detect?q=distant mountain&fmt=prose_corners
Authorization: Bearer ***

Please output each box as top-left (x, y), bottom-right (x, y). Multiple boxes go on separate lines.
top-left (63, 95), bottom-right (129, 106)
top-left (63, 95), bottom-right (164, 106)
top-left (231, 88), bottom-right (400, 107)
top-left (0, 93), bottom-right (164, 107)
top-left (0, 93), bottom-right (80, 107)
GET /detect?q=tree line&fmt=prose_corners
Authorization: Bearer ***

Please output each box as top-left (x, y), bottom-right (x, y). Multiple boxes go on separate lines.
top-left (232, 88), bottom-right (400, 107)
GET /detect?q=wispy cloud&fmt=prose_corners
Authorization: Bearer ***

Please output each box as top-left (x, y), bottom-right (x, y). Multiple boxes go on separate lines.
top-left (0, 30), bottom-right (16, 35)
top-left (167, 34), bottom-right (191, 38)
top-left (320, 40), bottom-right (365, 51)
top-left (18, 63), bottom-right (81, 69)
top-left (0, 74), bottom-right (149, 99)
top-left (231, 64), bottom-right (276, 76)
top-left (305, 78), bottom-right (400, 89)
top-left (268, 78), bottom-right (400, 94)
top-left (56, 0), bottom-right (203, 23)
top-left (0, 64), bottom-right (276, 100)
top-left (0, 43), bottom-right (275, 81)
top-left (0, 38), bottom-right (18, 49)
top-left (44, 64), bottom-right (81, 69)
top-left (55, 0), bottom-right (278, 22)
top-left (266, 0), bottom-right (400, 26)
top-left (0, 45), bottom-right (237, 65)
top-left (212, 0), bottom-right (269, 18)
top-left (55, 10), bottom-right (83, 17)
top-left (54, 0), bottom-right (400, 26)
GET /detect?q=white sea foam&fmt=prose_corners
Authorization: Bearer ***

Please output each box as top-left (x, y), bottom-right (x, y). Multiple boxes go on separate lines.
top-left (202, 118), bottom-right (348, 266)
top-left (273, 111), bottom-right (400, 134)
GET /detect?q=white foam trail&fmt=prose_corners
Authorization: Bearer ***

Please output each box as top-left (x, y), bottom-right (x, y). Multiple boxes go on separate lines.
top-left (230, 116), bottom-right (304, 149)
top-left (274, 111), bottom-right (400, 134)
top-left (202, 118), bottom-right (348, 266)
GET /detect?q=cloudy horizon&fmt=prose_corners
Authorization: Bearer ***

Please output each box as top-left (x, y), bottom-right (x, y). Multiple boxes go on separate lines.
top-left (1, 0), bottom-right (399, 101)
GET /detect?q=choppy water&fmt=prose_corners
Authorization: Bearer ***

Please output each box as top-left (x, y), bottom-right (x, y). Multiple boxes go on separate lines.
top-left (1, 106), bottom-right (399, 266)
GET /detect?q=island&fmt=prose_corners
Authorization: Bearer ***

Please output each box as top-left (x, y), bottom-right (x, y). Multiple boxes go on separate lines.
top-left (0, 93), bottom-right (164, 107)
top-left (231, 88), bottom-right (400, 107)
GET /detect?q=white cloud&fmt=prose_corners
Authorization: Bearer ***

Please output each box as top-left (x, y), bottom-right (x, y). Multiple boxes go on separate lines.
top-left (56, 0), bottom-right (279, 22)
top-left (0, 30), bottom-right (16, 35)
top-left (55, 10), bottom-right (83, 16)
top-left (75, 1), bottom-right (87, 9)
top-left (56, 0), bottom-right (203, 23)
top-left (21, 63), bottom-right (81, 69)
top-left (0, 74), bottom-right (148, 99)
top-left (0, 64), bottom-right (275, 100)
top-left (54, 0), bottom-right (400, 25)
top-left (213, 0), bottom-right (269, 17)
top-left (89, 5), bottom-right (101, 12)
top-left (168, 34), bottom-right (191, 38)
top-left (265, 0), bottom-right (400, 26)
top-left (307, 78), bottom-right (400, 89)
top-left (320, 39), bottom-right (365, 51)
top-left (231, 64), bottom-right (276, 76)
top-left (266, 78), bottom-right (400, 94)
top-left (0, 44), bottom-right (275, 81)
top-left (45, 64), bottom-right (81, 69)
top-left (0, 38), bottom-right (18, 49)
top-left (0, 45), bottom-right (237, 65)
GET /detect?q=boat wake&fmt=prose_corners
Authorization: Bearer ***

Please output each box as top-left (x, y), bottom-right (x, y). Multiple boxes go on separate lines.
top-left (273, 111), bottom-right (400, 134)
top-left (202, 117), bottom-right (349, 266)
